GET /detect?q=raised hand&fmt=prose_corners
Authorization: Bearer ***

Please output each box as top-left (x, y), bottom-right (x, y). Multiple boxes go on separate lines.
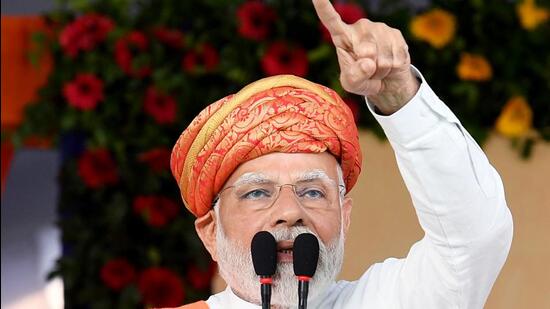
top-left (312, 0), bottom-right (420, 114)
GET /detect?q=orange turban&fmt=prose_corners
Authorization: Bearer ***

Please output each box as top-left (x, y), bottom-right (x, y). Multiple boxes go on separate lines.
top-left (171, 75), bottom-right (362, 217)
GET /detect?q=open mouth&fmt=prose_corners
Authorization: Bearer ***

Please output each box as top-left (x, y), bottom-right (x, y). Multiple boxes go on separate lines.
top-left (277, 240), bottom-right (294, 262)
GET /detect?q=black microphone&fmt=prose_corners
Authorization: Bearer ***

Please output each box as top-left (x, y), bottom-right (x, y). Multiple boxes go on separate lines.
top-left (251, 231), bottom-right (277, 309)
top-left (293, 233), bottom-right (319, 309)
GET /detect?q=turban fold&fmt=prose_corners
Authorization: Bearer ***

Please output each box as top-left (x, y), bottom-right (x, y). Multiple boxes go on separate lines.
top-left (171, 75), bottom-right (362, 217)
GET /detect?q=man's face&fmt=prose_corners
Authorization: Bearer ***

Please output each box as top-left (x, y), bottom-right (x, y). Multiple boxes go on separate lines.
top-left (196, 152), bottom-right (353, 307)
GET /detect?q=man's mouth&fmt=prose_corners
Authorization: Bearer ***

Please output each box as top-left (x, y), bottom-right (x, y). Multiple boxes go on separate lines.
top-left (277, 240), bottom-right (294, 262)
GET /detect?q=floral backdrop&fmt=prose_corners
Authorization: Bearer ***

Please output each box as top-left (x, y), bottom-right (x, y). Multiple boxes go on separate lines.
top-left (6, 0), bottom-right (549, 307)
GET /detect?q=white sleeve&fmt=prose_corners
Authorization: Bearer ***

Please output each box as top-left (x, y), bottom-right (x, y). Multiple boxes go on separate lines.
top-left (362, 66), bottom-right (513, 308)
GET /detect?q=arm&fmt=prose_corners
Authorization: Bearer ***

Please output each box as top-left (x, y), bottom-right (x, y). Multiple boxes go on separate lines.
top-left (311, 1), bottom-right (513, 307)
top-left (365, 67), bottom-right (513, 308)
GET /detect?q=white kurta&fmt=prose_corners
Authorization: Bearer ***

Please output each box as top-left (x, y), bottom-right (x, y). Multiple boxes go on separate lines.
top-left (204, 67), bottom-right (513, 309)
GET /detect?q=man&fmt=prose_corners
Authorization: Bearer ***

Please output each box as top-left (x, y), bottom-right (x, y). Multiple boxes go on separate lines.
top-left (169, 0), bottom-right (513, 308)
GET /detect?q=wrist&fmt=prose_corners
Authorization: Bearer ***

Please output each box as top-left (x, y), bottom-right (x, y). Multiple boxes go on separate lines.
top-left (367, 70), bottom-right (420, 115)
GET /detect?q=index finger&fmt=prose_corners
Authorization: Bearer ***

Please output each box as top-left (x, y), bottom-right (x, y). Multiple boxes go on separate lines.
top-left (312, 0), bottom-right (347, 36)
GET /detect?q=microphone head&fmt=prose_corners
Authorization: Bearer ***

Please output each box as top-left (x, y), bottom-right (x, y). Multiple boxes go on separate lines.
top-left (251, 231), bottom-right (277, 277)
top-left (293, 233), bottom-right (320, 277)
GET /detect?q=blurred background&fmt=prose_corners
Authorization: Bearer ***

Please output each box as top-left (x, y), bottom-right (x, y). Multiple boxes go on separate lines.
top-left (1, 0), bottom-right (549, 308)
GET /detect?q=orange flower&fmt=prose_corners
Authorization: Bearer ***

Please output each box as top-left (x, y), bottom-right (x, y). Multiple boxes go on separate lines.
top-left (410, 9), bottom-right (456, 48)
top-left (517, 0), bottom-right (550, 30)
top-left (456, 53), bottom-right (493, 81)
top-left (495, 96), bottom-right (533, 138)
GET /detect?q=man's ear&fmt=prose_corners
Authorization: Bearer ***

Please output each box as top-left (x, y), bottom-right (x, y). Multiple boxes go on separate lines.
top-left (342, 196), bottom-right (353, 238)
top-left (195, 209), bottom-right (218, 261)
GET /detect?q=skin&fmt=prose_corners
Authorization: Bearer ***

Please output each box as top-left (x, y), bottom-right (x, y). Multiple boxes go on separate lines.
top-left (195, 152), bottom-right (353, 264)
top-left (194, 0), bottom-right (419, 302)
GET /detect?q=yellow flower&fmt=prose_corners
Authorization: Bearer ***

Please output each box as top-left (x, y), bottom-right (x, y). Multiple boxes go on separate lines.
top-left (410, 9), bottom-right (456, 48)
top-left (495, 96), bottom-right (533, 138)
top-left (517, 0), bottom-right (550, 30)
top-left (456, 53), bottom-right (493, 81)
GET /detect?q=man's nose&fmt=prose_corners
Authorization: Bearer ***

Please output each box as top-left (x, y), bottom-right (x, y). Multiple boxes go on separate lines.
top-left (271, 186), bottom-right (305, 227)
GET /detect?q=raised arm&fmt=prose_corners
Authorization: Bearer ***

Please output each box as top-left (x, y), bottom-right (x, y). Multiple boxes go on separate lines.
top-left (312, 1), bottom-right (513, 307)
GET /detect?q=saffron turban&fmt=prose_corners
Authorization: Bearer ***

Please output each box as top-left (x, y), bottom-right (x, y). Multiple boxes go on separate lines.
top-left (171, 75), bottom-right (362, 217)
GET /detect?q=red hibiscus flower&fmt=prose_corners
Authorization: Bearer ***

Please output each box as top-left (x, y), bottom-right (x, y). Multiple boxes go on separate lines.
top-left (100, 258), bottom-right (136, 291)
top-left (343, 97), bottom-right (361, 123)
top-left (137, 147), bottom-right (171, 173)
top-left (261, 41), bottom-right (308, 77)
top-left (115, 31), bottom-right (151, 78)
top-left (181, 43), bottom-right (219, 73)
top-left (152, 27), bottom-right (185, 49)
top-left (321, 3), bottom-right (366, 42)
top-left (59, 13), bottom-right (114, 57)
top-left (133, 195), bottom-right (179, 227)
top-left (63, 73), bottom-right (104, 110)
top-left (138, 267), bottom-right (185, 307)
top-left (77, 148), bottom-right (119, 188)
top-left (236, 1), bottom-right (277, 40)
top-left (143, 86), bottom-right (178, 125)
top-left (187, 262), bottom-right (217, 290)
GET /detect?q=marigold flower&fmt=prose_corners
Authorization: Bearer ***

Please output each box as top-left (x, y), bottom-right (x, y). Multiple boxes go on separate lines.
top-left (517, 0), bottom-right (550, 30)
top-left (495, 96), bottom-right (533, 138)
top-left (456, 53), bottom-right (492, 81)
top-left (410, 9), bottom-right (456, 48)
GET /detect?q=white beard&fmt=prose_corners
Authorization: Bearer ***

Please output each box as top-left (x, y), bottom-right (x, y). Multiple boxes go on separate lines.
top-left (215, 219), bottom-right (345, 308)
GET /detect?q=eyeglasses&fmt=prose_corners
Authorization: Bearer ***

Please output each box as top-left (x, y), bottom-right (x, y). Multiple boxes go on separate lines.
top-left (214, 179), bottom-right (345, 210)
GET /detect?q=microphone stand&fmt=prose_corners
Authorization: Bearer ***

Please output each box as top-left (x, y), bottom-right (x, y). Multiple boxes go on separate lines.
top-left (260, 276), bottom-right (272, 309)
top-left (297, 276), bottom-right (311, 309)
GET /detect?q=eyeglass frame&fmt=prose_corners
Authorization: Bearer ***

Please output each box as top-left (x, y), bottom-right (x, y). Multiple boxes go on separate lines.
top-left (211, 180), bottom-right (346, 209)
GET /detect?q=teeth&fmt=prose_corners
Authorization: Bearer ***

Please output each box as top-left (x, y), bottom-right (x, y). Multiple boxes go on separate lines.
top-left (278, 249), bottom-right (293, 254)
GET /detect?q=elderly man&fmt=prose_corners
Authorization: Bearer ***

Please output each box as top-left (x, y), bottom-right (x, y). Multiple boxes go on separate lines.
top-left (169, 0), bottom-right (513, 308)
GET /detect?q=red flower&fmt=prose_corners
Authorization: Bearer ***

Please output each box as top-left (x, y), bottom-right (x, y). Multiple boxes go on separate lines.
top-left (261, 41), bottom-right (308, 77)
top-left (63, 73), bottom-right (104, 110)
top-left (137, 147), bottom-right (171, 172)
top-left (152, 27), bottom-right (185, 49)
top-left (138, 267), bottom-right (185, 307)
top-left (59, 13), bottom-right (114, 57)
top-left (115, 31), bottom-right (151, 78)
top-left (133, 195), bottom-right (179, 227)
top-left (343, 97), bottom-right (360, 123)
top-left (236, 1), bottom-right (277, 40)
top-left (100, 258), bottom-right (136, 291)
top-left (187, 262), bottom-right (217, 290)
top-left (321, 3), bottom-right (366, 42)
top-left (181, 43), bottom-right (219, 73)
top-left (77, 149), bottom-right (119, 188)
top-left (143, 86), bottom-right (178, 125)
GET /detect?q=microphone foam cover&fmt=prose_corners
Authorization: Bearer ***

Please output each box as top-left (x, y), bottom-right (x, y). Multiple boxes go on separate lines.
top-left (293, 233), bottom-right (319, 277)
top-left (251, 231), bottom-right (277, 276)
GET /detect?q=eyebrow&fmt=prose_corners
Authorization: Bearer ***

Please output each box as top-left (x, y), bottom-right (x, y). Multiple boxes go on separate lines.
top-left (233, 172), bottom-right (272, 186)
top-left (295, 169), bottom-right (336, 186)
top-left (232, 169), bottom-right (337, 186)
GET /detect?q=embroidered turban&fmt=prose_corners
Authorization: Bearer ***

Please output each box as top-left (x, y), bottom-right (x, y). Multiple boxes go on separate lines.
top-left (171, 75), bottom-right (362, 217)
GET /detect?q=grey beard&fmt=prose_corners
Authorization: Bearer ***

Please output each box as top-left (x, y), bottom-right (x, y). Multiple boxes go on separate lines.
top-left (215, 223), bottom-right (345, 308)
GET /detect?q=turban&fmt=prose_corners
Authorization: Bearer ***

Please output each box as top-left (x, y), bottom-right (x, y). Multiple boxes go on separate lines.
top-left (171, 75), bottom-right (362, 217)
